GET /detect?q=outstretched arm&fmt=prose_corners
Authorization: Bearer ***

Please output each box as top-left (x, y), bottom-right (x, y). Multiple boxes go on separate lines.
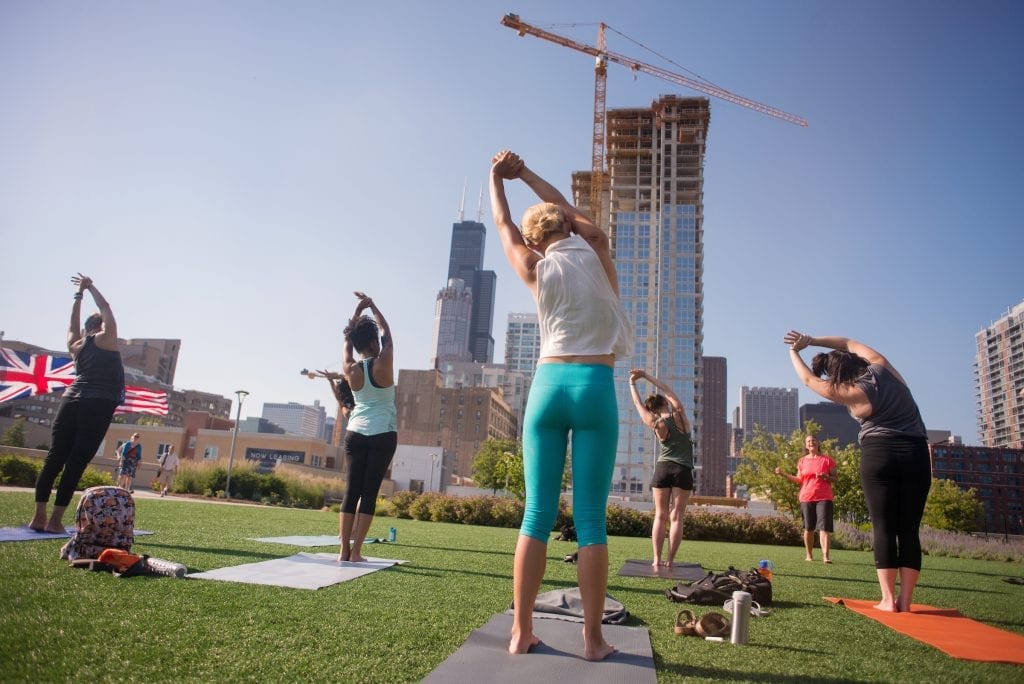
top-left (627, 369), bottom-right (657, 429)
top-left (784, 331), bottom-right (877, 408)
top-left (489, 151), bottom-right (540, 288)
top-left (67, 276), bottom-right (85, 350)
top-left (644, 371), bottom-right (690, 433)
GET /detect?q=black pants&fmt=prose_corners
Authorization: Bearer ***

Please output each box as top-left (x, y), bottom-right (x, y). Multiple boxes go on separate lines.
top-left (342, 431), bottom-right (397, 515)
top-left (36, 398), bottom-right (119, 507)
top-left (860, 435), bottom-right (931, 570)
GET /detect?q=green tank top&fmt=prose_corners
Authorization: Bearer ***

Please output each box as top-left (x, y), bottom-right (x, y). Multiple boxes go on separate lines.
top-left (657, 414), bottom-right (694, 468)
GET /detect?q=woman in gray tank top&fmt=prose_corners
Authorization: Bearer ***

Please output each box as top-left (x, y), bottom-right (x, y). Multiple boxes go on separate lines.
top-left (784, 331), bottom-right (929, 613)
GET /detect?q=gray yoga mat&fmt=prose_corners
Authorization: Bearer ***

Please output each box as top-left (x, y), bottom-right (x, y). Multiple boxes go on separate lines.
top-left (248, 535), bottom-right (385, 547)
top-left (424, 613), bottom-right (655, 684)
top-left (617, 559), bottom-right (706, 581)
top-left (0, 526), bottom-right (154, 542)
top-left (186, 552), bottom-right (405, 590)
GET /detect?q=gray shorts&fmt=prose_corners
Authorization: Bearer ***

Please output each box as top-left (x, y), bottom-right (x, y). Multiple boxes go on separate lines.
top-left (800, 500), bottom-right (834, 532)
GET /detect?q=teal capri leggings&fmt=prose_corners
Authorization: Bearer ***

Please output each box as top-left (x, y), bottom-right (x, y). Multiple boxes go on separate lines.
top-left (520, 363), bottom-right (618, 548)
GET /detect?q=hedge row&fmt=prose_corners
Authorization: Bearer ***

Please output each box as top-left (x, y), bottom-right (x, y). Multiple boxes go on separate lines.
top-left (0, 454), bottom-right (112, 491)
top-left (376, 491), bottom-right (803, 546)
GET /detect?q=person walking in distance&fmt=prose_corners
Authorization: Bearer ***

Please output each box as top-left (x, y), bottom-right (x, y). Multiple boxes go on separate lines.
top-left (338, 292), bottom-right (397, 564)
top-left (115, 432), bottom-right (142, 491)
top-left (490, 150), bottom-right (633, 661)
top-left (154, 445), bottom-right (179, 497)
top-left (784, 331), bottom-right (929, 612)
top-left (29, 274), bottom-right (125, 533)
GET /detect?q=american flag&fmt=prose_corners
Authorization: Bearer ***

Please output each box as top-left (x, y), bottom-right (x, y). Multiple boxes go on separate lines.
top-left (0, 349), bottom-right (168, 415)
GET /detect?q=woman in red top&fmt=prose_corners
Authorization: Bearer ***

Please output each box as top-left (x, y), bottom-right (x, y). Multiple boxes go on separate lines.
top-left (775, 435), bottom-right (837, 563)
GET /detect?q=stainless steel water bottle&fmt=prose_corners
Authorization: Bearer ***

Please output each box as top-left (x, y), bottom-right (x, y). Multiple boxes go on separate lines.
top-left (730, 590), bottom-right (752, 645)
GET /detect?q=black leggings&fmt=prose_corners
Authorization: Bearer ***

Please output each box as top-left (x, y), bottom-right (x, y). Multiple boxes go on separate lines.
top-left (859, 435), bottom-right (931, 570)
top-left (342, 431), bottom-right (397, 515)
top-left (36, 398), bottom-right (119, 507)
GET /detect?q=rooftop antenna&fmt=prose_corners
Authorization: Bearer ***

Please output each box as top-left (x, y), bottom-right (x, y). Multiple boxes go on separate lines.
top-left (457, 177), bottom-right (467, 222)
top-left (476, 184), bottom-right (484, 222)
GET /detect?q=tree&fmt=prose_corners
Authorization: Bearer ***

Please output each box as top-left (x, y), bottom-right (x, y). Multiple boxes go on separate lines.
top-left (1, 418), bottom-right (27, 448)
top-left (471, 439), bottom-right (522, 495)
top-left (733, 422), bottom-right (869, 524)
top-left (137, 416), bottom-right (165, 427)
top-left (923, 478), bottom-right (984, 533)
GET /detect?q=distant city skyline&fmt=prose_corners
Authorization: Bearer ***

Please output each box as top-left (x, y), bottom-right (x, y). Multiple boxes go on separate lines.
top-left (2, 2), bottom-right (1020, 444)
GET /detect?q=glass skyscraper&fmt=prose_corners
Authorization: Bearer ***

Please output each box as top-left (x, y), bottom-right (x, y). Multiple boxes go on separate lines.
top-left (576, 96), bottom-right (710, 497)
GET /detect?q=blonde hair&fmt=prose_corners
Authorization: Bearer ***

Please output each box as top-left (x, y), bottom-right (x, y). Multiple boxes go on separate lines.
top-left (521, 202), bottom-right (566, 245)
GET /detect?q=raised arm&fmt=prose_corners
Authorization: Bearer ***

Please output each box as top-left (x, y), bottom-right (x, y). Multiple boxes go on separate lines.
top-left (67, 276), bottom-right (86, 350)
top-left (784, 330), bottom-right (877, 408)
top-left (489, 151), bottom-right (540, 288)
top-left (72, 274), bottom-right (118, 350)
top-left (641, 370), bottom-right (691, 433)
top-left (627, 369), bottom-right (658, 429)
top-left (357, 292), bottom-right (394, 385)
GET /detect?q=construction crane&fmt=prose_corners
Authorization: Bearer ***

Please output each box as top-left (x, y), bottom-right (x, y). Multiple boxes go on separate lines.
top-left (501, 13), bottom-right (807, 226)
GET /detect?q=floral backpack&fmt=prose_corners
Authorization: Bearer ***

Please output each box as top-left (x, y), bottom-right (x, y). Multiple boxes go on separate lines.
top-left (60, 486), bottom-right (135, 561)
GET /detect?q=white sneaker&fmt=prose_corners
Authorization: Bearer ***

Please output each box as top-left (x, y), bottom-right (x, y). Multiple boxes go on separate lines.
top-left (161, 487), bottom-right (167, 497)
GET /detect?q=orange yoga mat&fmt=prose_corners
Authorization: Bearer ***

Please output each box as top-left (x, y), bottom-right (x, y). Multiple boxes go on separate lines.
top-left (824, 597), bottom-right (1024, 665)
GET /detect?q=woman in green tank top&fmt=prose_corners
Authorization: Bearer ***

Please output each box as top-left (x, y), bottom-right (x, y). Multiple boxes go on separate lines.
top-left (628, 369), bottom-right (694, 571)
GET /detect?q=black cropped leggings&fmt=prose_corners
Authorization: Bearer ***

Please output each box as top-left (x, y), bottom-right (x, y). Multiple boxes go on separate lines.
top-left (859, 435), bottom-right (931, 570)
top-left (36, 398), bottom-right (119, 507)
top-left (342, 431), bottom-right (397, 515)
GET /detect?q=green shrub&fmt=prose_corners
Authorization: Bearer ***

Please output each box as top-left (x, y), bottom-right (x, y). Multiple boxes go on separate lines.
top-left (388, 490), bottom-right (420, 519)
top-left (606, 503), bottom-right (652, 537)
top-left (0, 454), bottom-right (40, 486)
top-left (408, 492), bottom-right (443, 521)
top-left (76, 466), bottom-right (114, 489)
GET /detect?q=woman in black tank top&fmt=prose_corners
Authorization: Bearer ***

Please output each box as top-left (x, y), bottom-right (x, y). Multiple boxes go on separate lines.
top-left (30, 275), bottom-right (125, 534)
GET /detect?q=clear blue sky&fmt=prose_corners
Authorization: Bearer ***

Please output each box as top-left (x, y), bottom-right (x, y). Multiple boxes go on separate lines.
top-left (2, 1), bottom-right (1021, 441)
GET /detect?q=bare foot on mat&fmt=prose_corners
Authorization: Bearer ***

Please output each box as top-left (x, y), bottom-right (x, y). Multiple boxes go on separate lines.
top-left (583, 638), bottom-right (616, 661)
top-left (873, 600), bottom-right (899, 612)
top-left (509, 632), bottom-right (541, 655)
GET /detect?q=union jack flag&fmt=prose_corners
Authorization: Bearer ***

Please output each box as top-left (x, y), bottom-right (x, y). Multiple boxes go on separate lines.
top-left (0, 349), bottom-right (168, 415)
top-left (0, 349), bottom-right (75, 403)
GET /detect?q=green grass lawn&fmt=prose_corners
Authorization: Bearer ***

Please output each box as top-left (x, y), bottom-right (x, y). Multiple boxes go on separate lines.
top-left (1, 490), bottom-right (1021, 683)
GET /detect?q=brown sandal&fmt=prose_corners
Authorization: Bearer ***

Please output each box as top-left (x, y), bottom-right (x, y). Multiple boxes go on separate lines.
top-left (674, 609), bottom-right (698, 636)
top-left (696, 611), bottom-right (731, 638)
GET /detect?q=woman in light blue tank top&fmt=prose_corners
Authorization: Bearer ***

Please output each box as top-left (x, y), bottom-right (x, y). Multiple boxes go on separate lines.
top-left (338, 292), bottom-right (397, 563)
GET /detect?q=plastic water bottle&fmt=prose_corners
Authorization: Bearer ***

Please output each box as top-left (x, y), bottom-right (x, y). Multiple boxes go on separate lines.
top-left (730, 590), bottom-right (752, 645)
top-left (388, 527), bottom-right (397, 543)
top-left (144, 556), bottom-right (188, 578)
top-left (757, 559), bottom-right (774, 582)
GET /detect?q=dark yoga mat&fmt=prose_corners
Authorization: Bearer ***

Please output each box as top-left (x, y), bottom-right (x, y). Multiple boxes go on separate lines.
top-left (617, 559), bottom-right (706, 581)
top-left (424, 613), bottom-right (655, 684)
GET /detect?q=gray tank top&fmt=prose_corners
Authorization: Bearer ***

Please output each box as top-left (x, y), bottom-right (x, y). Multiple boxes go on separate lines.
top-left (854, 364), bottom-right (926, 441)
top-left (64, 336), bottom-right (126, 403)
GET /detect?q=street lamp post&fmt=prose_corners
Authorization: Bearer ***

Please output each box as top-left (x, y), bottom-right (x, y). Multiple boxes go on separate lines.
top-left (225, 390), bottom-right (248, 499)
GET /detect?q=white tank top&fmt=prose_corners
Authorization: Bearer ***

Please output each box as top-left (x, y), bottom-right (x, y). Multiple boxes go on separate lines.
top-left (535, 235), bottom-right (634, 359)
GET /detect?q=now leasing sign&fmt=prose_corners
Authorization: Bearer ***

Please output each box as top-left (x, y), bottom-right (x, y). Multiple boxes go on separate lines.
top-left (244, 448), bottom-right (306, 465)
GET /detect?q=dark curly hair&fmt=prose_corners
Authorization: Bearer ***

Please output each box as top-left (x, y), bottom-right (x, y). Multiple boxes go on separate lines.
top-left (811, 350), bottom-right (870, 391)
top-left (344, 316), bottom-right (380, 355)
top-left (643, 394), bottom-right (669, 413)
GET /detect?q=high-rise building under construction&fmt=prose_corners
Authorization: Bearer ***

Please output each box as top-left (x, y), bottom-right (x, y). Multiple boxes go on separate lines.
top-left (575, 95), bottom-right (710, 497)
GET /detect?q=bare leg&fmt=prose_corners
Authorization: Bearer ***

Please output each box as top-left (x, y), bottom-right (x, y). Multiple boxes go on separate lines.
top-left (577, 544), bottom-right (615, 661)
top-left (874, 568), bottom-right (899, 611)
top-left (895, 567), bottom-right (920, 612)
top-left (509, 534), bottom-right (546, 655)
top-left (348, 512), bottom-right (374, 562)
top-left (30, 502), bottom-right (49, 531)
top-left (45, 505), bottom-right (68, 534)
top-left (820, 531), bottom-right (832, 563)
top-left (803, 530), bottom-right (814, 561)
top-left (650, 487), bottom-right (670, 569)
top-left (338, 511), bottom-right (355, 562)
top-left (665, 488), bottom-right (690, 567)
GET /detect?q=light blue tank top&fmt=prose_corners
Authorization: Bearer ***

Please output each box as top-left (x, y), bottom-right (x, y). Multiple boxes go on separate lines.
top-left (347, 358), bottom-right (397, 436)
